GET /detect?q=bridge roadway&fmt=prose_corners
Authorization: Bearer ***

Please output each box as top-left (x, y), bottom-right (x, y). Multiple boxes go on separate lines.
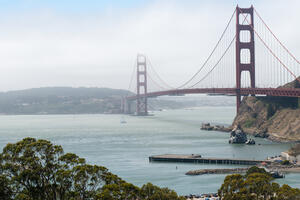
top-left (126, 87), bottom-right (300, 100)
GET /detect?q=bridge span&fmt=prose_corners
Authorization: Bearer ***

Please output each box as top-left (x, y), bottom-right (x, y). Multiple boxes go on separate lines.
top-left (126, 87), bottom-right (300, 101)
top-left (123, 5), bottom-right (300, 115)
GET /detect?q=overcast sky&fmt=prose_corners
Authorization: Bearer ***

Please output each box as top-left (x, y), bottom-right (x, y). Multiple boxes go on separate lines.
top-left (0, 0), bottom-right (299, 91)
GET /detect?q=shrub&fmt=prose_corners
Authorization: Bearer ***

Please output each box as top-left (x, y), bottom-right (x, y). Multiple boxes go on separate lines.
top-left (244, 118), bottom-right (255, 128)
top-left (281, 160), bottom-right (290, 165)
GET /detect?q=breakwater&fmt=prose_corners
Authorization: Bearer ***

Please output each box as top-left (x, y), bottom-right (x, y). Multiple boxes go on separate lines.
top-left (149, 154), bottom-right (270, 165)
top-left (186, 168), bottom-right (249, 175)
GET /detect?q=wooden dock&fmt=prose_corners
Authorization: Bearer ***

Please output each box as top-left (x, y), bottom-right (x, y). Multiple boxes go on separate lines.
top-left (149, 154), bottom-right (270, 165)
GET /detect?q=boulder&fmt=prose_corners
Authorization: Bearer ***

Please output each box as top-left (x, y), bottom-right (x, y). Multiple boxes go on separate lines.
top-left (229, 128), bottom-right (248, 144)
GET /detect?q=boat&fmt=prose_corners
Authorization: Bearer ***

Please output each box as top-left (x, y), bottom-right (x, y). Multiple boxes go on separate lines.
top-left (120, 116), bottom-right (127, 124)
top-left (270, 171), bottom-right (284, 179)
top-left (245, 139), bottom-right (256, 145)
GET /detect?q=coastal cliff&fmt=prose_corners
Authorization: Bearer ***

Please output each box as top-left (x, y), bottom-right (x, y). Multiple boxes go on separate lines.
top-left (233, 78), bottom-right (300, 142)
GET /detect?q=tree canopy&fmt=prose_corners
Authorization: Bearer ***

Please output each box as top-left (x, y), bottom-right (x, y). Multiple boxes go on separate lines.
top-left (0, 138), bottom-right (184, 200)
top-left (218, 166), bottom-right (300, 200)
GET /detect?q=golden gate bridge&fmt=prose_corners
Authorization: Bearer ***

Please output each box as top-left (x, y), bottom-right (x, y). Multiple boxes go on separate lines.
top-left (122, 5), bottom-right (300, 116)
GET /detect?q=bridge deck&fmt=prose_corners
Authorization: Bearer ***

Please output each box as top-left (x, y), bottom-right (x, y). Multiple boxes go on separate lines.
top-left (127, 87), bottom-right (300, 100)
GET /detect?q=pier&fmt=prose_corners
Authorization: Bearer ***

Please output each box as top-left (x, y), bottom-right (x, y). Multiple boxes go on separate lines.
top-left (149, 154), bottom-right (270, 165)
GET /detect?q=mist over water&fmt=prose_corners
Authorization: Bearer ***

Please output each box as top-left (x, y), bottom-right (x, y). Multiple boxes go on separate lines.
top-left (0, 105), bottom-right (299, 195)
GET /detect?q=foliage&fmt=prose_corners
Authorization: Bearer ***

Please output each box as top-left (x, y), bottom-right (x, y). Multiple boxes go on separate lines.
top-left (276, 184), bottom-right (300, 200)
top-left (281, 160), bottom-right (291, 165)
top-left (267, 104), bottom-right (276, 119)
top-left (139, 183), bottom-right (185, 200)
top-left (245, 166), bottom-right (271, 177)
top-left (258, 96), bottom-right (298, 109)
top-left (0, 138), bottom-right (184, 200)
top-left (244, 118), bottom-right (256, 128)
top-left (218, 166), bottom-right (300, 200)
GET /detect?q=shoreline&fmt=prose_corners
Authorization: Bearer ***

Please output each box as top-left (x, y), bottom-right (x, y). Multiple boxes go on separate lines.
top-left (186, 165), bottom-right (300, 176)
top-left (203, 122), bottom-right (300, 143)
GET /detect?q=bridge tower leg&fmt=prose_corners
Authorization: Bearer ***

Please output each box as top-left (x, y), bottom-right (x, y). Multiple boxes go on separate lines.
top-left (123, 98), bottom-right (132, 114)
top-left (121, 97), bottom-right (131, 114)
top-left (136, 54), bottom-right (148, 116)
top-left (236, 5), bottom-right (255, 113)
top-left (121, 97), bottom-right (125, 113)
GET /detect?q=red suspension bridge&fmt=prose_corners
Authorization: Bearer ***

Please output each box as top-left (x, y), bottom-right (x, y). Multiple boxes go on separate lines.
top-left (122, 5), bottom-right (300, 116)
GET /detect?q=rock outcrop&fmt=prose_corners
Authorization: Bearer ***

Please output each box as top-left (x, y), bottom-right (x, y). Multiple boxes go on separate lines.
top-left (229, 127), bottom-right (248, 144)
top-left (233, 78), bottom-right (300, 142)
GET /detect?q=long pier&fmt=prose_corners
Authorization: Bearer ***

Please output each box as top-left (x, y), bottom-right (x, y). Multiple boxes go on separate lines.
top-left (149, 154), bottom-right (270, 165)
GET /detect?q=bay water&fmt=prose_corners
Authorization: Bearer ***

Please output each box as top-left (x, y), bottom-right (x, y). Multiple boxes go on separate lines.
top-left (0, 100), bottom-right (299, 195)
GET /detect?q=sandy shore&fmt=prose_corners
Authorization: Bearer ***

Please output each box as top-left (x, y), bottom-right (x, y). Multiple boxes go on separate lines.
top-left (278, 167), bottom-right (300, 173)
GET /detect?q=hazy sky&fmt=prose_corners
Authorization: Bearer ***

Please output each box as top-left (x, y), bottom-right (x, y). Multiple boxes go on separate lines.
top-left (0, 0), bottom-right (299, 91)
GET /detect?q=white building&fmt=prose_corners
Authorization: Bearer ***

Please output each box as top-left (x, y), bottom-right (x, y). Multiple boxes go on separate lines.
top-left (281, 151), bottom-right (300, 164)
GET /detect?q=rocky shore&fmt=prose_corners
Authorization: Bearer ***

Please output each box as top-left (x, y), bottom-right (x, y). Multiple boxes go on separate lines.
top-left (201, 123), bottom-right (231, 132)
top-left (232, 78), bottom-right (300, 142)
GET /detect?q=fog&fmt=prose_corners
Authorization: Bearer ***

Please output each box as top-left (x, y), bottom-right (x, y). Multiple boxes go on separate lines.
top-left (0, 0), bottom-right (299, 91)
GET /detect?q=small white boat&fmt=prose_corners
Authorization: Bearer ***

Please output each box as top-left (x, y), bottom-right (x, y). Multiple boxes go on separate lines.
top-left (120, 117), bottom-right (127, 124)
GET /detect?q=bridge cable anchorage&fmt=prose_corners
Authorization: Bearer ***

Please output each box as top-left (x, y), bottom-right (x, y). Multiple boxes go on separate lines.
top-left (176, 9), bottom-right (237, 89)
top-left (188, 12), bottom-right (249, 88)
top-left (254, 8), bottom-right (300, 66)
top-left (145, 55), bottom-right (175, 89)
top-left (238, 7), bottom-right (300, 84)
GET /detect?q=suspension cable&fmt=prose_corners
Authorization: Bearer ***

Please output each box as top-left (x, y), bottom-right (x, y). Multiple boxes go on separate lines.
top-left (147, 73), bottom-right (168, 91)
top-left (188, 10), bottom-right (250, 88)
top-left (254, 8), bottom-right (300, 65)
top-left (126, 61), bottom-right (137, 97)
top-left (188, 35), bottom-right (236, 88)
top-left (238, 7), bottom-right (300, 83)
top-left (176, 8), bottom-right (236, 89)
top-left (146, 55), bottom-right (175, 89)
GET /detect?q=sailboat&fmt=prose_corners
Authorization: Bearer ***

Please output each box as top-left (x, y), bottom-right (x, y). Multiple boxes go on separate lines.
top-left (120, 116), bottom-right (127, 124)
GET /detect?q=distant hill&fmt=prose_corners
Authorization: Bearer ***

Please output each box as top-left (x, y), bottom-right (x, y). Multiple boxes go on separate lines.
top-left (0, 87), bottom-right (133, 114)
top-left (0, 87), bottom-right (185, 115)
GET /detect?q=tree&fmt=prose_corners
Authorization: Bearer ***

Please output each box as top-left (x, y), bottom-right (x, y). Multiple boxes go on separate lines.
top-left (275, 184), bottom-right (300, 200)
top-left (219, 167), bottom-right (300, 200)
top-left (0, 138), bottom-right (185, 200)
top-left (0, 174), bottom-right (12, 199)
top-left (96, 181), bottom-right (140, 200)
top-left (0, 137), bottom-right (64, 199)
top-left (244, 173), bottom-right (273, 200)
top-left (139, 183), bottom-right (185, 200)
top-left (245, 166), bottom-right (270, 178)
top-left (218, 174), bottom-right (251, 200)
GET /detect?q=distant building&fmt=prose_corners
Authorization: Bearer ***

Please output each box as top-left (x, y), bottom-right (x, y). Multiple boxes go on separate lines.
top-left (281, 144), bottom-right (300, 164)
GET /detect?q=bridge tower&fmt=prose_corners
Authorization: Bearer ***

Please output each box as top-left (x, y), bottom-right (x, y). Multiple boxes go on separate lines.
top-left (136, 54), bottom-right (148, 116)
top-left (236, 5), bottom-right (255, 113)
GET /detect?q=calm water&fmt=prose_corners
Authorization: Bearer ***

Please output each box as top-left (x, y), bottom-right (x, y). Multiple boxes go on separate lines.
top-left (0, 106), bottom-right (299, 195)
